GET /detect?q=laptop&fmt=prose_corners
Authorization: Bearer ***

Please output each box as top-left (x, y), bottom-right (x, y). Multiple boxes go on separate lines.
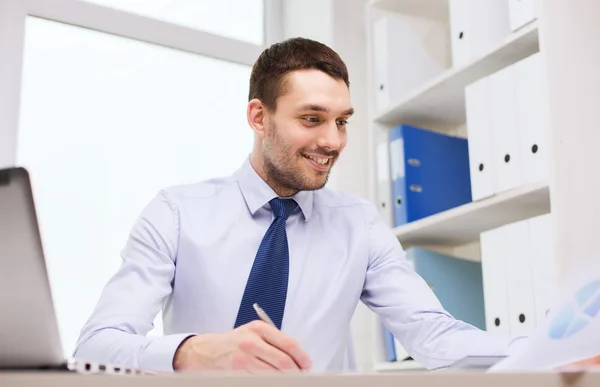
top-left (0, 166), bottom-right (146, 374)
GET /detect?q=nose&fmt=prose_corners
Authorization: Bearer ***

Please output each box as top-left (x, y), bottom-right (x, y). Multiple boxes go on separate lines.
top-left (316, 121), bottom-right (341, 151)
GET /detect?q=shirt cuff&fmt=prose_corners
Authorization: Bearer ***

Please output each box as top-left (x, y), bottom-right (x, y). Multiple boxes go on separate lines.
top-left (139, 333), bottom-right (196, 372)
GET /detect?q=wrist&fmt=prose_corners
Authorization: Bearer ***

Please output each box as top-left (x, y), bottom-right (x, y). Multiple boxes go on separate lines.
top-left (172, 335), bottom-right (196, 371)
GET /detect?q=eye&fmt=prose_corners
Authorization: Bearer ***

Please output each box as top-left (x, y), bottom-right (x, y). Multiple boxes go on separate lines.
top-left (304, 117), bottom-right (320, 123)
top-left (336, 119), bottom-right (348, 126)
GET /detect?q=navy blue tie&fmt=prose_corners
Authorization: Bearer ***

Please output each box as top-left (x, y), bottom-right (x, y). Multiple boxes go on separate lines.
top-left (234, 198), bottom-right (297, 330)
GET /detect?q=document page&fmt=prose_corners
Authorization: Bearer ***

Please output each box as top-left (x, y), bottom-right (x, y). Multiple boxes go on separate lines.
top-left (490, 258), bottom-right (600, 372)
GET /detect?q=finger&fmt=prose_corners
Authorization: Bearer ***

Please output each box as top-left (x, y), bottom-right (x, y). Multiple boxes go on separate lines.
top-left (249, 321), bottom-right (312, 370)
top-left (232, 348), bottom-right (278, 372)
top-left (245, 356), bottom-right (279, 374)
top-left (251, 335), bottom-right (301, 371)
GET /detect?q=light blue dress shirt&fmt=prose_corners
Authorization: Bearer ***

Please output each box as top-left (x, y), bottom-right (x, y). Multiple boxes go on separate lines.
top-left (73, 158), bottom-right (514, 373)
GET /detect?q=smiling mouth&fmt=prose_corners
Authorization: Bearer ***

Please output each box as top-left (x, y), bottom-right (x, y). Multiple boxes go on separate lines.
top-left (302, 154), bottom-right (332, 171)
top-left (303, 154), bottom-right (330, 165)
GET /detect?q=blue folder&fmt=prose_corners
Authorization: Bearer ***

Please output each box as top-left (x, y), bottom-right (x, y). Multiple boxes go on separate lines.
top-left (407, 247), bottom-right (486, 330)
top-left (389, 125), bottom-right (472, 227)
top-left (382, 324), bottom-right (397, 362)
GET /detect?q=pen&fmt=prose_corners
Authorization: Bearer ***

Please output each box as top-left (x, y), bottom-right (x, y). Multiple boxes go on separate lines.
top-left (253, 303), bottom-right (304, 370)
top-left (253, 303), bottom-right (276, 327)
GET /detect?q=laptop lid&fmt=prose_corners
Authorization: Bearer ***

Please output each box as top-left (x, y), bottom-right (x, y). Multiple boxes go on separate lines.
top-left (0, 167), bottom-right (64, 368)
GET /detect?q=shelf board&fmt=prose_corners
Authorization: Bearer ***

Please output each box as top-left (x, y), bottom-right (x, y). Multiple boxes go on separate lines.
top-left (369, 0), bottom-right (448, 21)
top-left (375, 21), bottom-right (539, 129)
top-left (394, 181), bottom-right (550, 247)
top-left (375, 360), bottom-right (426, 372)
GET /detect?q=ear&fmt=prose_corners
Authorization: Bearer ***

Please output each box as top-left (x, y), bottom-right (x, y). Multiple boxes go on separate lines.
top-left (247, 99), bottom-right (268, 139)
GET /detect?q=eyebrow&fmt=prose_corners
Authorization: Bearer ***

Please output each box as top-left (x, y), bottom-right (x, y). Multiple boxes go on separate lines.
top-left (299, 104), bottom-right (354, 116)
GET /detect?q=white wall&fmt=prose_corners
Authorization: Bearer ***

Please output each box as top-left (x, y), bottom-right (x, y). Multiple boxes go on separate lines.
top-left (538, 0), bottom-right (600, 280)
top-left (282, 0), bottom-right (333, 46)
top-left (0, 0), bottom-right (25, 168)
top-left (283, 0), bottom-right (376, 372)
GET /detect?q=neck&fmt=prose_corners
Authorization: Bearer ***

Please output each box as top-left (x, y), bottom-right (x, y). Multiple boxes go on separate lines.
top-left (249, 152), bottom-right (298, 198)
top-left (267, 182), bottom-right (298, 198)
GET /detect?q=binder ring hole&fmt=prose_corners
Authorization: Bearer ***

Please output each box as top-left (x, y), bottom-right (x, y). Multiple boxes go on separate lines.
top-left (408, 158), bottom-right (421, 167)
top-left (459, 31), bottom-right (464, 39)
top-left (379, 84), bottom-right (384, 91)
top-left (519, 314), bottom-right (526, 323)
top-left (504, 154), bottom-right (510, 163)
top-left (478, 163), bottom-right (484, 172)
top-left (381, 202), bottom-right (386, 208)
top-left (532, 144), bottom-right (538, 153)
top-left (494, 318), bottom-right (500, 327)
top-left (396, 197), bottom-right (402, 206)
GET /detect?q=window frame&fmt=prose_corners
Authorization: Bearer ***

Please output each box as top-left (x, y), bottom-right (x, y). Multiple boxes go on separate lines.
top-left (0, 0), bottom-right (282, 168)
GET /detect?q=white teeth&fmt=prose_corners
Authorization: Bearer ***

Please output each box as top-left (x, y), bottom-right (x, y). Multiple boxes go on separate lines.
top-left (307, 155), bottom-right (329, 165)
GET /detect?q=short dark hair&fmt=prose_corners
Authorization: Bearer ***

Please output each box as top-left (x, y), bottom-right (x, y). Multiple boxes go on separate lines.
top-left (248, 37), bottom-right (350, 111)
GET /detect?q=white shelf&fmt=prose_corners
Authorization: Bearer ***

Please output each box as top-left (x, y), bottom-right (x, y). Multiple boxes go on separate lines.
top-left (375, 21), bottom-right (539, 129)
top-left (394, 181), bottom-right (550, 247)
top-left (375, 360), bottom-right (426, 372)
top-left (369, 0), bottom-right (448, 22)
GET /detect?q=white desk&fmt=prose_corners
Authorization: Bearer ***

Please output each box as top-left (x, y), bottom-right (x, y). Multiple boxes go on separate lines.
top-left (0, 370), bottom-right (598, 387)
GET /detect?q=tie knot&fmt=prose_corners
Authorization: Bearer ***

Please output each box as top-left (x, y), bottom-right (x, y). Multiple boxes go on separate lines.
top-left (269, 198), bottom-right (297, 220)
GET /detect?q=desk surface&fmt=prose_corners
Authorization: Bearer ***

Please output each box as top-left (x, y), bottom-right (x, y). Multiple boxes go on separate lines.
top-left (0, 371), bottom-right (598, 387)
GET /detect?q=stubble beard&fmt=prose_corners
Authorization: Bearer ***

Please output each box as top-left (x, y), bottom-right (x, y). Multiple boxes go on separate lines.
top-left (263, 122), bottom-right (333, 196)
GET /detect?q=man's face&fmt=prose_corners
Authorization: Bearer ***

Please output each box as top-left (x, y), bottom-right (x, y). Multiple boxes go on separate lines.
top-left (262, 69), bottom-right (353, 193)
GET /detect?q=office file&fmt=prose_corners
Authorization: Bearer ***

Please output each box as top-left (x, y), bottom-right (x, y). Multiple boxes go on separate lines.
top-left (528, 213), bottom-right (557, 326)
top-left (489, 257), bottom-right (600, 372)
top-left (504, 219), bottom-right (537, 337)
top-left (449, 0), bottom-right (511, 67)
top-left (480, 225), bottom-right (510, 336)
top-left (372, 14), bottom-right (445, 113)
top-left (381, 325), bottom-right (397, 362)
top-left (389, 125), bottom-right (472, 227)
top-left (393, 336), bottom-right (410, 362)
top-left (449, 0), bottom-right (472, 67)
top-left (465, 76), bottom-right (495, 201)
top-left (515, 53), bottom-right (550, 185)
top-left (489, 64), bottom-right (523, 193)
top-left (468, 0), bottom-right (511, 60)
top-left (407, 247), bottom-right (486, 330)
top-left (508, 0), bottom-right (537, 32)
top-left (375, 131), bottom-right (393, 226)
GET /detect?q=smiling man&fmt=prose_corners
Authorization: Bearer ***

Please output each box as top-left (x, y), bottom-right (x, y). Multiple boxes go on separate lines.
top-left (247, 64), bottom-right (353, 196)
top-left (73, 37), bottom-right (515, 373)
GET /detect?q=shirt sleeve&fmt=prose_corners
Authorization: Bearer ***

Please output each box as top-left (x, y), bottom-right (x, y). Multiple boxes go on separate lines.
top-left (360, 204), bottom-right (516, 370)
top-left (72, 190), bottom-right (195, 372)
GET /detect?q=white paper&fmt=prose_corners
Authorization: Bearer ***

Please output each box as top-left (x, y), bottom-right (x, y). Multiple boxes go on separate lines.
top-left (376, 142), bottom-right (390, 183)
top-left (489, 258), bottom-right (600, 372)
top-left (389, 138), bottom-right (405, 181)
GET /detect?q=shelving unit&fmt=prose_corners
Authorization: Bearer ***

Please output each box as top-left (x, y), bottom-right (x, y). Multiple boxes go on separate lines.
top-left (365, 0), bottom-right (551, 373)
top-left (374, 21), bottom-right (539, 129)
top-left (394, 180), bottom-right (550, 247)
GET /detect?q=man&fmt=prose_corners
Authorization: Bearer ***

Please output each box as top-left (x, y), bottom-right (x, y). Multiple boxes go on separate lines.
top-left (73, 37), bottom-right (514, 373)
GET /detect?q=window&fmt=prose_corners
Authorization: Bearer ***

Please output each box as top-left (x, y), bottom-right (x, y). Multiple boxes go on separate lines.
top-left (82, 0), bottom-right (265, 45)
top-left (17, 16), bottom-right (253, 354)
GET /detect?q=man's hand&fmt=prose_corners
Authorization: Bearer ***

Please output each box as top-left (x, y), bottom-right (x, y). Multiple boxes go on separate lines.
top-left (558, 355), bottom-right (600, 370)
top-left (172, 320), bottom-right (312, 372)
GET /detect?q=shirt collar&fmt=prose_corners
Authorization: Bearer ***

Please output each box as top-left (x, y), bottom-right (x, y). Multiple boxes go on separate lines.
top-left (236, 157), bottom-right (313, 222)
